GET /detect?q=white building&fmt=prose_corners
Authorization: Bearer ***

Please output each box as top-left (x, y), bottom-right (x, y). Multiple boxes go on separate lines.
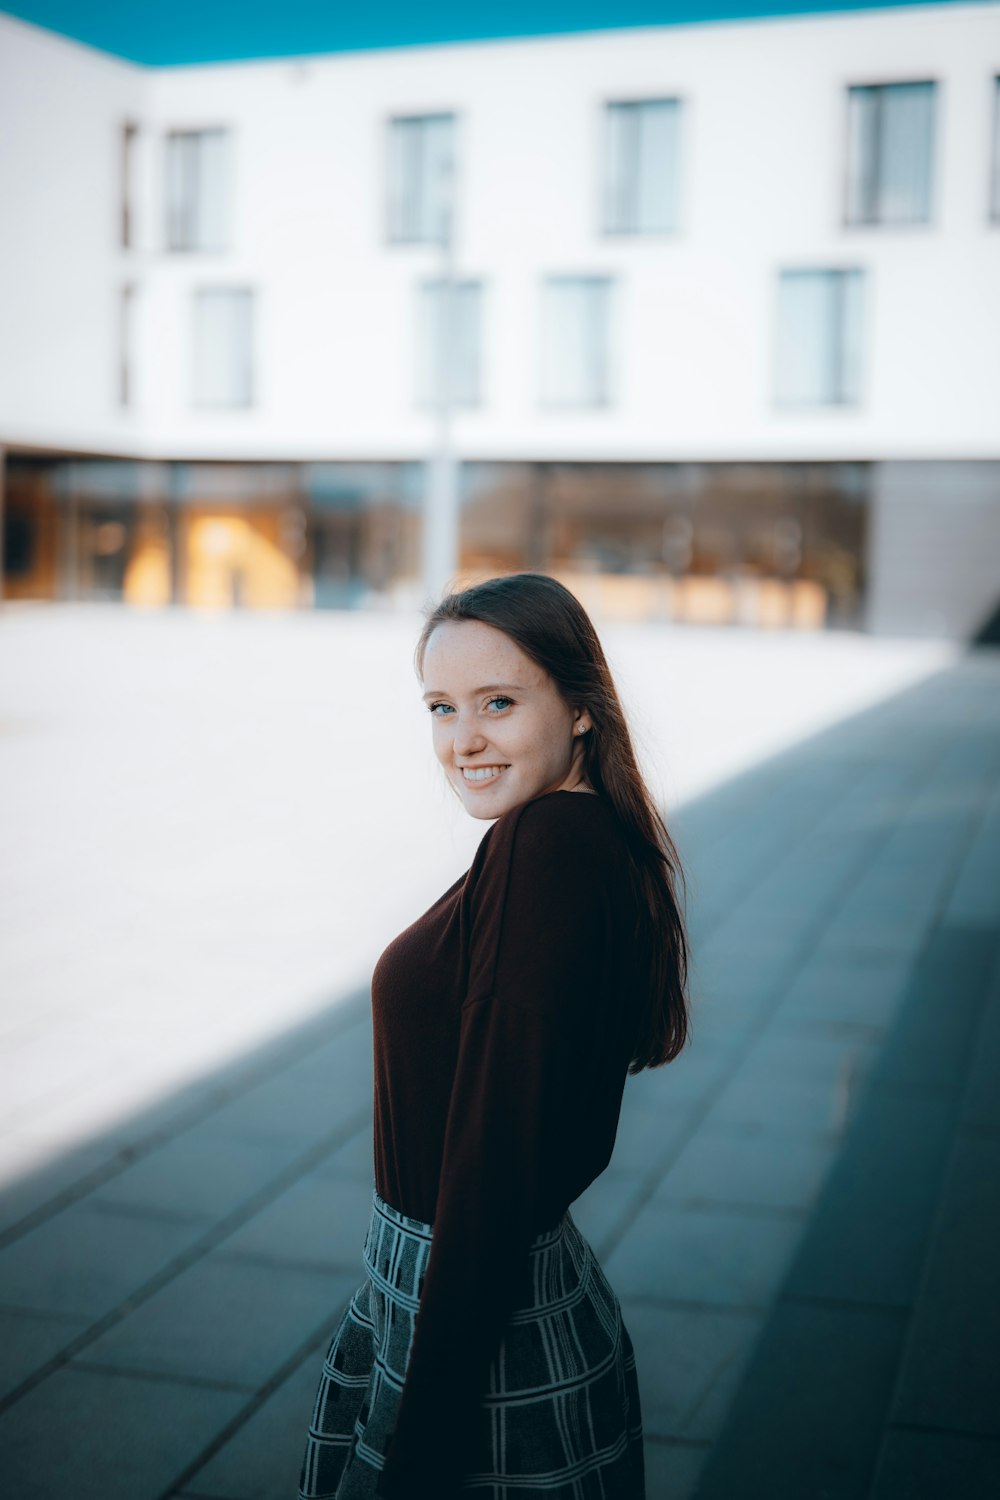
top-left (1, 3), bottom-right (998, 633)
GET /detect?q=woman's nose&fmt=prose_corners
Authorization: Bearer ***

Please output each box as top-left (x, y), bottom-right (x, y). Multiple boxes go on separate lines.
top-left (452, 715), bottom-right (487, 755)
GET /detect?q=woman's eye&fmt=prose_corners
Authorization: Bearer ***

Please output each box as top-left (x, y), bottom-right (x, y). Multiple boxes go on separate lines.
top-left (427, 697), bottom-right (512, 716)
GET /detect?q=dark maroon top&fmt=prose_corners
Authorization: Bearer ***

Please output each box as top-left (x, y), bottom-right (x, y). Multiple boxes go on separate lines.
top-left (370, 789), bottom-right (647, 1498)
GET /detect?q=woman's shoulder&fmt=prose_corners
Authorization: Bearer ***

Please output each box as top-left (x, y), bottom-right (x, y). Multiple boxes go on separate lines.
top-left (460, 791), bottom-right (640, 1007)
top-left (485, 789), bottom-right (624, 874)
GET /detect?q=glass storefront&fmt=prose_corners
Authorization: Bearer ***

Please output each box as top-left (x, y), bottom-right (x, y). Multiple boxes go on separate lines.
top-left (459, 460), bottom-right (869, 629)
top-left (2, 454), bottom-right (869, 628)
top-left (304, 463), bottom-right (423, 609)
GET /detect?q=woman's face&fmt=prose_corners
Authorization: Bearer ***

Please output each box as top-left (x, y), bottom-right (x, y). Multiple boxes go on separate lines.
top-left (420, 619), bottom-right (591, 820)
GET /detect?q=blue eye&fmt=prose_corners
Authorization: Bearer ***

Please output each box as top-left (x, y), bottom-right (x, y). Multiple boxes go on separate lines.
top-left (427, 696), bottom-right (513, 715)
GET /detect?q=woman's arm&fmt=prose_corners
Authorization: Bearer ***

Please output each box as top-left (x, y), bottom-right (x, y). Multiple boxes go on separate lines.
top-left (376, 796), bottom-right (612, 1498)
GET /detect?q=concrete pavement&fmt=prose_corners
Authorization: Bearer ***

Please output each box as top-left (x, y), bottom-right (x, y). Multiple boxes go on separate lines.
top-left (1, 618), bottom-right (997, 1497)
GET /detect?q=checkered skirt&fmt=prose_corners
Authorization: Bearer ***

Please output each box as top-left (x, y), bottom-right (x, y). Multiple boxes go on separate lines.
top-left (299, 1188), bottom-right (645, 1498)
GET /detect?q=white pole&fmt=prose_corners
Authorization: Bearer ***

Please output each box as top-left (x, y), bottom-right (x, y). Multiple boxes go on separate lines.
top-left (0, 445), bottom-right (5, 604)
top-left (421, 146), bottom-right (459, 608)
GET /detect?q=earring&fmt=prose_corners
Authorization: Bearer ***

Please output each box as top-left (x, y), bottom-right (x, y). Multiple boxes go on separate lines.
top-left (577, 723), bottom-right (587, 734)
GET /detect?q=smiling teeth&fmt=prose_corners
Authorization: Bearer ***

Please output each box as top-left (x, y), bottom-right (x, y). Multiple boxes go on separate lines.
top-left (463, 766), bottom-right (508, 782)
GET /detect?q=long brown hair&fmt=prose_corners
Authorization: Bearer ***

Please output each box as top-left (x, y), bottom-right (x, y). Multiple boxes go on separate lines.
top-left (414, 571), bottom-right (690, 1072)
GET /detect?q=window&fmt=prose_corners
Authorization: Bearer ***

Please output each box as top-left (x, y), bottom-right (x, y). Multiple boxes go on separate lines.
top-left (166, 128), bottom-right (231, 252)
top-left (416, 279), bottom-right (483, 408)
top-left (603, 99), bottom-right (682, 234)
top-left (991, 76), bottom-right (1000, 221)
top-left (775, 269), bottom-right (865, 407)
top-left (540, 277), bottom-right (613, 408)
top-left (121, 122), bottom-right (138, 249)
top-left (192, 288), bottom-right (253, 407)
top-left (387, 114), bottom-right (455, 244)
top-left (845, 82), bottom-right (936, 225)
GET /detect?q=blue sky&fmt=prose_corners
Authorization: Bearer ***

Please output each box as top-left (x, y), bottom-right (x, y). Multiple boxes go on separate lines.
top-left (0, 1), bottom-right (969, 67)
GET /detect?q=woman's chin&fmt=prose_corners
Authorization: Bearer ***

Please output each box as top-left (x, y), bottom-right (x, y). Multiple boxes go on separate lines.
top-left (457, 771), bottom-right (518, 817)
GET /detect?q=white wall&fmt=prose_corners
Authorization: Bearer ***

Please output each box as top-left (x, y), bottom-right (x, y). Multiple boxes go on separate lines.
top-left (867, 461), bottom-right (1000, 636)
top-left (0, 16), bottom-right (147, 453)
top-left (1, 4), bottom-right (998, 462)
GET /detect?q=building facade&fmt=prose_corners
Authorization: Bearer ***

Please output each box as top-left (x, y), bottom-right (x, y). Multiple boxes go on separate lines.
top-left (1, 4), bottom-right (998, 634)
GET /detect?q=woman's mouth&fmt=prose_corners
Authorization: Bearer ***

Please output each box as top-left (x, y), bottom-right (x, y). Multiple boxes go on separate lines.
top-left (461, 765), bottom-right (510, 786)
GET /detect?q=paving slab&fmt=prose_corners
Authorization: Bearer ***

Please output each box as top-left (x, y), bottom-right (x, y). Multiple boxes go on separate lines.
top-left (864, 925), bottom-right (997, 1091)
top-left (944, 784), bottom-right (1000, 927)
top-left (690, 751), bottom-right (1000, 1500)
top-left (782, 1088), bottom-right (957, 1308)
top-left (181, 1337), bottom-right (332, 1500)
top-left (89, 1135), bottom-right (305, 1225)
top-left (775, 948), bottom-right (914, 1028)
top-left (77, 1253), bottom-right (355, 1387)
top-left (0, 1365), bottom-right (248, 1500)
top-left (567, 1168), bottom-right (648, 1260)
top-left (692, 1300), bottom-right (908, 1500)
top-left (868, 1428), bottom-right (1000, 1500)
top-left (624, 1037), bottom-right (737, 1107)
top-left (216, 1172), bottom-right (375, 1272)
top-left (605, 1201), bottom-right (806, 1308)
top-left (305, 1126), bottom-right (376, 1183)
top-left (651, 1127), bottom-right (836, 1215)
top-left (740, 1024), bottom-right (881, 1086)
top-left (605, 1095), bottom-right (700, 1168)
top-left (961, 969), bottom-right (1000, 1133)
top-left (0, 1134), bottom-right (125, 1239)
top-left (889, 1132), bottom-right (1000, 1439)
top-left (685, 942), bottom-right (792, 1011)
top-left (194, 1039), bottom-right (373, 1149)
top-left (0, 1307), bottom-right (89, 1403)
top-left (701, 1065), bottom-right (853, 1139)
top-left (620, 1299), bottom-right (763, 1443)
top-left (644, 1439), bottom-right (711, 1500)
top-left (0, 1198), bottom-right (204, 1321)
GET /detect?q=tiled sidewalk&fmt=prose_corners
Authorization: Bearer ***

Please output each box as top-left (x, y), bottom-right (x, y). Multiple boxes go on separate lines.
top-left (1, 649), bottom-right (998, 1499)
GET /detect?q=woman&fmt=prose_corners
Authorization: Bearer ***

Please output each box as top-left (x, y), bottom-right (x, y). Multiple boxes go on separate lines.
top-left (299, 572), bottom-right (690, 1499)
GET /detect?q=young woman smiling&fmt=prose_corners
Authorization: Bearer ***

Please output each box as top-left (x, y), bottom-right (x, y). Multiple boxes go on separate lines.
top-left (299, 572), bottom-right (690, 1500)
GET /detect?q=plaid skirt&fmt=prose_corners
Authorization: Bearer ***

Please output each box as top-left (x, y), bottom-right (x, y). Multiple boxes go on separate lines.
top-left (299, 1187), bottom-right (645, 1499)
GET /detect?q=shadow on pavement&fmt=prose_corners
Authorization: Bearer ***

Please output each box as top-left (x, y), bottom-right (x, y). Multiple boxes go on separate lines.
top-left (2, 649), bottom-right (999, 1499)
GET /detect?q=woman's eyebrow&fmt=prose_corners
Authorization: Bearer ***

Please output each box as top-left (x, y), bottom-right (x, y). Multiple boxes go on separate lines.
top-left (421, 682), bottom-right (524, 701)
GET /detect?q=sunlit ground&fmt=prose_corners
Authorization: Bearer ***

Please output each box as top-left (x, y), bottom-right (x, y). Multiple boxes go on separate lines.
top-left (0, 603), bottom-right (955, 1190)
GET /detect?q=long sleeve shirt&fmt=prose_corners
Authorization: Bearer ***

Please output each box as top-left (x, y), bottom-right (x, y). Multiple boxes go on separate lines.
top-left (369, 788), bottom-right (648, 1498)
